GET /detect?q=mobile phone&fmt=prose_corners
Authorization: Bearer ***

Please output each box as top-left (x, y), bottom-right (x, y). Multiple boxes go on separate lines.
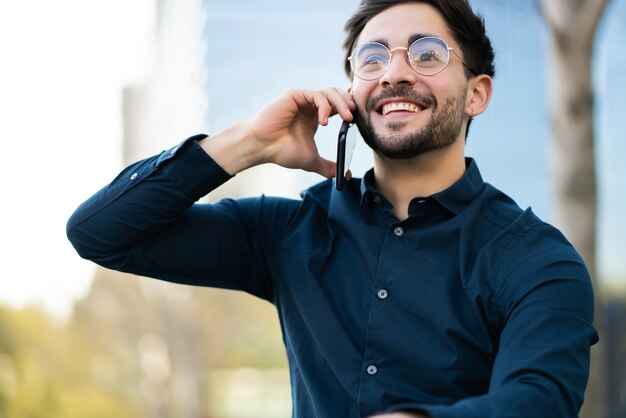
top-left (336, 120), bottom-right (353, 191)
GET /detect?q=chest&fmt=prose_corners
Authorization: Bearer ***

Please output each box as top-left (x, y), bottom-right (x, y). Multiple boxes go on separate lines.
top-left (275, 216), bottom-right (498, 353)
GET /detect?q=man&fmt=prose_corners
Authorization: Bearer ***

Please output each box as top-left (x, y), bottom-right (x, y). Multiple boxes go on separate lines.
top-left (67, 1), bottom-right (598, 417)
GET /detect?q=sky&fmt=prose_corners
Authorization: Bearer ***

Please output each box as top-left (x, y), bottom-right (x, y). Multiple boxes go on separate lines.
top-left (0, 0), bottom-right (155, 317)
top-left (1, 0), bottom-right (625, 318)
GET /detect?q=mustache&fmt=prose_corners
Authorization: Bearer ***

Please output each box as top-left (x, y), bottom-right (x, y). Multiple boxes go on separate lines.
top-left (365, 86), bottom-right (437, 113)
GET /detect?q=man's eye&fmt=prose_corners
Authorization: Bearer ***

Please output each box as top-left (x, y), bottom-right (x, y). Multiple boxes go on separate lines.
top-left (363, 55), bottom-right (385, 66)
top-left (418, 50), bottom-right (441, 62)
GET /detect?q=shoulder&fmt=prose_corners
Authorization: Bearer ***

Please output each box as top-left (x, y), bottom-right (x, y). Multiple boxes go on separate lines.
top-left (476, 183), bottom-right (577, 258)
top-left (475, 183), bottom-right (591, 299)
top-left (229, 177), bottom-right (349, 233)
top-left (300, 177), bottom-right (335, 206)
top-left (484, 195), bottom-right (582, 271)
top-left (300, 176), bottom-right (362, 210)
top-left (488, 211), bottom-right (592, 321)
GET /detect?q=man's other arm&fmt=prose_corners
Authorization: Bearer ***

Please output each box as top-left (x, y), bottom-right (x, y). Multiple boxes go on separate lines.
top-left (383, 223), bottom-right (598, 418)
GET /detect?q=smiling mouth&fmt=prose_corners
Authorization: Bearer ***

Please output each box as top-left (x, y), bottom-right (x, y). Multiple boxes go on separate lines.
top-left (380, 102), bottom-right (425, 116)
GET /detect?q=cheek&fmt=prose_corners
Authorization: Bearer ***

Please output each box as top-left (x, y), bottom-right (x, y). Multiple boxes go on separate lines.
top-left (350, 80), bottom-right (376, 110)
top-left (430, 79), bottom-right (468, 108)
top-left (443, 75), bottom-right (469, 96)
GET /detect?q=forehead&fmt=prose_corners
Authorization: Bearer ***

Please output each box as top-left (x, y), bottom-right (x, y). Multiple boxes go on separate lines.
top-left (358, 2), bottom-right (452, 46)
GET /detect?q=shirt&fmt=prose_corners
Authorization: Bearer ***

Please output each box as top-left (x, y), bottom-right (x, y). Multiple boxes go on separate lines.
top-left (67, 135), bottom-right (598, 418)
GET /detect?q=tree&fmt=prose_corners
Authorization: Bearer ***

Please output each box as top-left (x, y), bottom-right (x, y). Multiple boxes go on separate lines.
top-left (69, 268), bottom-right (288, 417)
top-left (541, 0), bottom-right (610, 417)
top-left (0, 304), bottom-right (140, 418)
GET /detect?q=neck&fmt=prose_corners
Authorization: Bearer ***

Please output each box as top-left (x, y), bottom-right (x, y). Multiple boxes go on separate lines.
top-left (372, 139), bottom-right (466, 220)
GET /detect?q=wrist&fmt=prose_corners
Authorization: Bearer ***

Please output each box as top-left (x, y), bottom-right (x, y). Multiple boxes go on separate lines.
top-left (198, 120), bottom-right (267, 175)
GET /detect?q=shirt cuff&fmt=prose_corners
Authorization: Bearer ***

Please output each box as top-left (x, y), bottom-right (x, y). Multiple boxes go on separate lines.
top-left (156, 134), bottom-right (234, 201)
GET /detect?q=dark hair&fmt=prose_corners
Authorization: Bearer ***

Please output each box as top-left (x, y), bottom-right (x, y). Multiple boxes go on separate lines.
top-left (343, 0), bottom-right (495, 79)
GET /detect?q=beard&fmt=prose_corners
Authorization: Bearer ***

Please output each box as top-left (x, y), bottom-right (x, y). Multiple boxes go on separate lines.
top-left (353, 86), bottom-right (466, 159)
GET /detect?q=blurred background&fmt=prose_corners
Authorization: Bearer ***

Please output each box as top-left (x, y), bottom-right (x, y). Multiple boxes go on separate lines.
top-left (0, 0), bottom-right (625, 417)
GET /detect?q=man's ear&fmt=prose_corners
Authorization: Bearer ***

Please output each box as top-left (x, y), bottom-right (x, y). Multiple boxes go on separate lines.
top-left (464, 75), bottom-right (493, 117)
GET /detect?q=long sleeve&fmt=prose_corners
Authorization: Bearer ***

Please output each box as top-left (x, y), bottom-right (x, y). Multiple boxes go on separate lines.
top-left (66, 135), bottom-right (274, 300)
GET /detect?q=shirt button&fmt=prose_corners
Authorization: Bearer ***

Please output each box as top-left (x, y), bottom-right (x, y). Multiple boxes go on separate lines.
top-left (130, 172), bottom-right (138, 180)
top-left (373, 196), bottom-right (382, 204)
top-left (366, 365), bottom-right (378, 376)
top-left (393, 226), bottom-right (404, 237)
top-left (377, 289), bottom-right (388, 300)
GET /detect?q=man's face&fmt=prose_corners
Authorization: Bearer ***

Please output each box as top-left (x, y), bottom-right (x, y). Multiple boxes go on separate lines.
top-left (350, 2), bottom-right (472, 159)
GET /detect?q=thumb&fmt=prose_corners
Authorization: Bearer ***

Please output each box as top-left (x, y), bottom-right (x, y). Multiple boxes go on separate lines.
top-left (308, 156), bottom-right (336, 179)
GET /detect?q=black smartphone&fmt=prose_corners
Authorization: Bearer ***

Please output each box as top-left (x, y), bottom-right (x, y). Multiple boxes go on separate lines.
top-left (336, 120), bottom-right (352, 191)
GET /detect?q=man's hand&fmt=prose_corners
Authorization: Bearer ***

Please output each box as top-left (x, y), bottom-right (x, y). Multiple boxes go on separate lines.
top-left (200, 88), bottom-right (355, 178)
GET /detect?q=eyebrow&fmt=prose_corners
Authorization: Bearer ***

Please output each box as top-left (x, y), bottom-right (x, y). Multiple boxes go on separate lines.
top-left (369, 33), bottom-right (436, 48)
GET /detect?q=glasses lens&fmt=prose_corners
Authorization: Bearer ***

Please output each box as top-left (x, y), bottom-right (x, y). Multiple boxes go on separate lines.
top-left (409, 37), bottom-right (450, 75)
top-left (351, 43), bottom-right (390, 80)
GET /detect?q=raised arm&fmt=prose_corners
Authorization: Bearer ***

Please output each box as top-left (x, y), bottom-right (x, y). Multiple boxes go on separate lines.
top-left (66, 88), bottom-right (355, 298)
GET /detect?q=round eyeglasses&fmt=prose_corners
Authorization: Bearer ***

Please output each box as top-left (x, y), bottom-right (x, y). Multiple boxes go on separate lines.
top-left (348, 36), bottom-right (475, 81)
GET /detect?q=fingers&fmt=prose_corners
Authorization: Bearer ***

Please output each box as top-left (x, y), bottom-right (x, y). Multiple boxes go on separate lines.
top-left (293, 88), bottom-right (355, 127)
top-left (256, 88), bottom-right (355, 178)
top-left (319, 87), bottom-right (356, 125)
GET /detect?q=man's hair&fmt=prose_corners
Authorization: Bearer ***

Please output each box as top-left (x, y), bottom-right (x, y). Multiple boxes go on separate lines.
top-left (343, 0), bottom-right (495, 80)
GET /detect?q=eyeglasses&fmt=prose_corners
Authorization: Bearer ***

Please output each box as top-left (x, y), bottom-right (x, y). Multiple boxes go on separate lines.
top-left (348, 36), bottom-right (475, 81)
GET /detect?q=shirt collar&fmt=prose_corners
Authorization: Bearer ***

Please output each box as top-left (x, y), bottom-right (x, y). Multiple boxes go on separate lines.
top-left (360, 169), bottom-right (384, 208)
top-left (360, 157), bottom-right (485, 215)
top-left (432, 158), bottom-right (485, 214)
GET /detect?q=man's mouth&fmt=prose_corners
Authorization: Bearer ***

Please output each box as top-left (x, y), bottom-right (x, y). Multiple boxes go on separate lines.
top-left (380, 101), bottom-right (425, 116)
top-left (365, 88), bottom-right (436, 118)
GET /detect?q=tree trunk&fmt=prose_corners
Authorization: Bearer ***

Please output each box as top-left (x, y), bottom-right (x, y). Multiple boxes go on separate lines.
top-left (541, 0), bottom-right (609, 417)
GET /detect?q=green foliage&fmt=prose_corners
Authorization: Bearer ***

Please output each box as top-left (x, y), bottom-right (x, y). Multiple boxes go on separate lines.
top-left (0, 304), bottom-right (141, 418)
top-left (0, 308), bottom-right (140, 418)
top-left (0, 268), bottom-right (290, 418)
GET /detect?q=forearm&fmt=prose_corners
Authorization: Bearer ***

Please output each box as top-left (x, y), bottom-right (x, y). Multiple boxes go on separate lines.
top-left (198, 120), bottom-right (268, 175)
top-left (67, 134), bottom-right (281, 298)
top-left (390, 251), bottom-right (596, 417)
top-left (66, 135), bottom-right (230, 264)
top-left (387, 384), bottom-right (570, 418)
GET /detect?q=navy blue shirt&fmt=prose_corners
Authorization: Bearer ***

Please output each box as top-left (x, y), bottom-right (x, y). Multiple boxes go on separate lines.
top-left (67, 135), bottom-right (598, 418)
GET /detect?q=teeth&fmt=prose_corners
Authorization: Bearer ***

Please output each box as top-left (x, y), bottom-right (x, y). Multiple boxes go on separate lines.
top-left (382, 102), bottom-right (421, 116)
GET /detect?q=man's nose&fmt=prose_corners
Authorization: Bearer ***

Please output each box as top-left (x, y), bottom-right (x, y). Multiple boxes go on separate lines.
top-left (379, 47), bottom-right (419, 87)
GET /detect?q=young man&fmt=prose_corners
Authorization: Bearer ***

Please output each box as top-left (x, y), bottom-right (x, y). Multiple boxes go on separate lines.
top-left (67, 1), bottom-right (598, 417)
